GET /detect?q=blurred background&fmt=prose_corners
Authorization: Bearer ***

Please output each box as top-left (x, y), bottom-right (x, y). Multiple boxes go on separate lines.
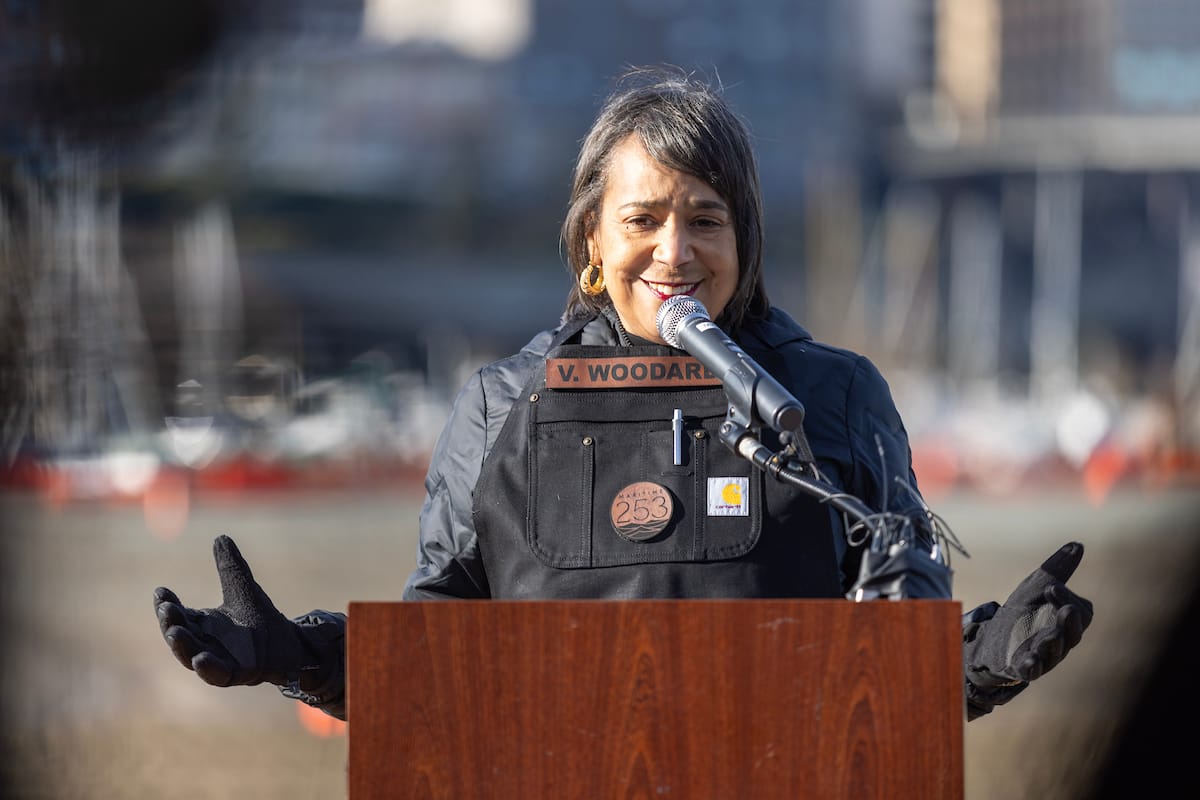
top-left (1, 1), bottom-right (1198, 798)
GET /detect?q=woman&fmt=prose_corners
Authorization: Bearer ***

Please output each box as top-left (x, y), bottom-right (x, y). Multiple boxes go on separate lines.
top-left (405, 67), bottom-right (917, 603)
top-left (154, 66), bottom-right (1092, 724)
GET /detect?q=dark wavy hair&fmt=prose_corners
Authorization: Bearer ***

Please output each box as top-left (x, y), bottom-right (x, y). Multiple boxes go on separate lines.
top-left (560, 65), bottom-right (769, 332)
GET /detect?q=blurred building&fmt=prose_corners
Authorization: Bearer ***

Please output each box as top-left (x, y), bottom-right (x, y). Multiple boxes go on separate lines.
top-left (4, 0), bottom-right (1196, 477)
top-left (120, 0), bottom-right (911, 398)
top-left (878, 0), bottom-right (1200, 451)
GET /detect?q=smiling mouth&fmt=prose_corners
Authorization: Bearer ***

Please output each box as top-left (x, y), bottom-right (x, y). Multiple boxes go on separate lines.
top-left (643, 280), bottom-right (700, 300)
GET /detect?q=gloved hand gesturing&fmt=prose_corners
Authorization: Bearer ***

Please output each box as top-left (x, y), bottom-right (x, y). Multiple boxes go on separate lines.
top-left (153, 535), bottom-right (338, 693)
top-left (965, 541), bottom-right (1094, 689)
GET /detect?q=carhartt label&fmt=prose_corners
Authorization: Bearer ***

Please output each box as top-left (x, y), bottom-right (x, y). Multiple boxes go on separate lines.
top-left (707, 477), bottom-right (749, 516)
top-left (546, 356), bottom-right (722, 388)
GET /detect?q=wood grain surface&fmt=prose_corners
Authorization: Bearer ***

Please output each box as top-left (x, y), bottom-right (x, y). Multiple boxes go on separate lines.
top-left (347, 599), bottom-right (963, 800)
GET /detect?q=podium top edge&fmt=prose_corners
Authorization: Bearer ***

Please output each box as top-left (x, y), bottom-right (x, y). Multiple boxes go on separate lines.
top-left (346, 598), bottom-right (963, 610)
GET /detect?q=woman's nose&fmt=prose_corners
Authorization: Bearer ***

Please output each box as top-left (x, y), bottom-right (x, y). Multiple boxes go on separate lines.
top-left (653, 220), bottom-right (694, 266)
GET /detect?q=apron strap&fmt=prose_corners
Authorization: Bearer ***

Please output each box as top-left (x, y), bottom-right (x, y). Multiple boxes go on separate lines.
top-left (548, 313), bottom-right (599, 350)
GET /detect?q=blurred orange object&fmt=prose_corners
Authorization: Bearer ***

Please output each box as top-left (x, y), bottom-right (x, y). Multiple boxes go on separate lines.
top-left (143, 469), bottom-right (190, 540)
top-left (1082, 442), bottom-right (1129, 506)
top-left (296, 700), bottom-right (347, 738)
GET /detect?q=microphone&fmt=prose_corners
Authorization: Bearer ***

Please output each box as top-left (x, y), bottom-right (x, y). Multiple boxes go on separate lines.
top-left (655, 295), bottom-right (805, 434)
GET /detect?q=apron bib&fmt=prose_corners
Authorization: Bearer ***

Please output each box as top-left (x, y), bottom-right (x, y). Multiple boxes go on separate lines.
top-left (472, 318), bottom-right (843, 599)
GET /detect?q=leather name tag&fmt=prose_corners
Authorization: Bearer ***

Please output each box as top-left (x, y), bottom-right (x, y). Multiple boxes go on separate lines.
top-left (546, 356), bottom-right (722, 389)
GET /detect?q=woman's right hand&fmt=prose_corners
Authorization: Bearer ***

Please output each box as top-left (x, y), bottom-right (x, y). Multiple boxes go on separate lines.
top-left (153, 535), bottom-right (331, 690)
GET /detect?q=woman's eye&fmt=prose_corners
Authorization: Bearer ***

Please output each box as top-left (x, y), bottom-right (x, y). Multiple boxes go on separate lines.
top-left (693, 217), bottom-right (723, 229)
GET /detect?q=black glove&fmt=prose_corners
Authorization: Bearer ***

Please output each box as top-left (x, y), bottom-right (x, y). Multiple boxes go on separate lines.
top-left (153, 535), bottom-right (341, 697)
top-left (965, 541), bottom-right (1094, 689)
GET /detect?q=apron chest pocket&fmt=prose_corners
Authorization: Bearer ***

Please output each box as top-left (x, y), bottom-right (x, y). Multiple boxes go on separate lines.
top-left (527, 388), bottom-right (763, 568)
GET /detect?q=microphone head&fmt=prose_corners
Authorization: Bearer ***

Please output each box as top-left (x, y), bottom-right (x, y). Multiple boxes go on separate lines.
top-left (655, 295), bottom-right (709, 349)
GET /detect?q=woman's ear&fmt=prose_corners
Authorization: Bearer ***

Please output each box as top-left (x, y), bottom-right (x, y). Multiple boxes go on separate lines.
top-left (586, 235), bottom-right (599, 266)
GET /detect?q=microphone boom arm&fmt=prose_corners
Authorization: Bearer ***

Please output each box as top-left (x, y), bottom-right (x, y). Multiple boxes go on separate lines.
top-left (712, 376), bottom-right (967, 600)
top-left (723, 419), bottom-right (875, 525)
top-left (724, 423), bottom-right (969, 579)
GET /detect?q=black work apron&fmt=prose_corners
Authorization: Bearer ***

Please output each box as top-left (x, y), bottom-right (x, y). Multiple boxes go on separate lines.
top-left (472, 317), bottom-right (843, 599)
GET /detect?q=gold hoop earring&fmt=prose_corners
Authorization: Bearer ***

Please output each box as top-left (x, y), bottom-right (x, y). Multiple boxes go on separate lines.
top-left (579, 263), bottom-right (605, 296)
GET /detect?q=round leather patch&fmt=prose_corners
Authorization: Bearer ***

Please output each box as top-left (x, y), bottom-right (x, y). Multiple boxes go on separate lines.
top-left (610, 481), bottom-right (674, 542)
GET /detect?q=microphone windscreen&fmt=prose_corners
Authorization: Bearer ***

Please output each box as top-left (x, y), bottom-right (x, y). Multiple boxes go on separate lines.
top-left (655, 295), bottom-right (709, 348)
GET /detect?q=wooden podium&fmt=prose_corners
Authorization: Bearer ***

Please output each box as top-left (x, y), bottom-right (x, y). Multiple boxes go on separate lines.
top-left (347, 600), bottom-right (963, 799)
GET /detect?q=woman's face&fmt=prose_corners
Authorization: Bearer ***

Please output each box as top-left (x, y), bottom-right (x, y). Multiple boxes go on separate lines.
top-left (587, 135), bottom-right (739, 344)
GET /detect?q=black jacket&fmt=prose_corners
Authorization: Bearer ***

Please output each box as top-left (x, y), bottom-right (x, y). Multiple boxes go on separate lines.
top-left (404, 308), bottom-right (928, 600)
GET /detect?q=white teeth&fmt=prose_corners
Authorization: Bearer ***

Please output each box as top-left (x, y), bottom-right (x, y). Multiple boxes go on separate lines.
top-left (646, 281), bottom-right (698, 296)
